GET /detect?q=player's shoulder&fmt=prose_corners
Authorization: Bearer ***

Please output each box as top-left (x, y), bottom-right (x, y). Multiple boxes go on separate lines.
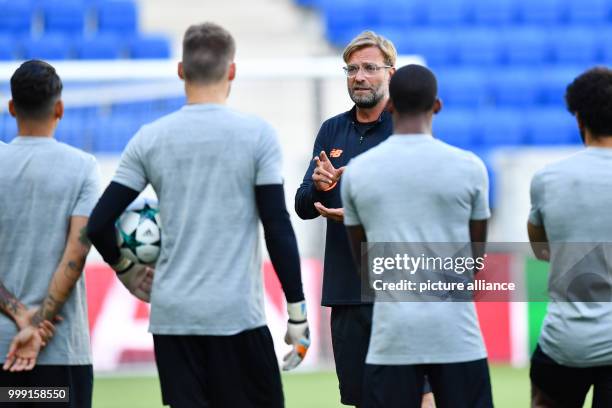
top-left (533, 150), bottom-right (587, 182)
top-left (434, 139), bottom-right (486, 169)
top-left (53, 140), bottom-right (97, 165)
top-left (167, 105), bottom-right (271, 132)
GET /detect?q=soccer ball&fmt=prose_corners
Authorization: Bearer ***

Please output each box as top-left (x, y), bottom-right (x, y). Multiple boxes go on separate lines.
top-left (116, 197), bottom-right (162, 264)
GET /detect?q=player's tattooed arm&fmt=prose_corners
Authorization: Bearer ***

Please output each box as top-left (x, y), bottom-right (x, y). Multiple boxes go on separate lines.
top-left (0, 280), bottom-right (28, 326)
top-left (79, 226), bottom-right (91, 247)
top-left (32, 216), bottom-right (91, 327)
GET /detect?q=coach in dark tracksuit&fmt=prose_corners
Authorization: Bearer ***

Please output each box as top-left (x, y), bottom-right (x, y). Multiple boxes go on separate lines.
top-left (295, 31), bottom-right (434, 408)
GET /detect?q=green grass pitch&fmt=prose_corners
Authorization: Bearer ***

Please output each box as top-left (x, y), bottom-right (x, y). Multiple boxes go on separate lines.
top-left (93, 365), bottom-right (592, 407)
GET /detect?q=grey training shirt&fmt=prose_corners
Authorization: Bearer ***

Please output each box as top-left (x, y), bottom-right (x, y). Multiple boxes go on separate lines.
top-left (342, 134), bottom-right (490, 365)
top-left (530, 147), bottom-right (612, 367)
top-left (0, 136), bottom-right (100, 365)
top-left (113, 104), bottom-right (284, 335)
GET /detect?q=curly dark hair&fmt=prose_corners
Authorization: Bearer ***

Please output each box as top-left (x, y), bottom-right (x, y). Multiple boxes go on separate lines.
top-left (10, 60), bottom-right (62, 120)
top-left (565, 67), bottom-right (612, 138)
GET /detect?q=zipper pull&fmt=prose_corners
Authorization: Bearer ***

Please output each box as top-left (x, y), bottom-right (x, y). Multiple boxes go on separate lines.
top-left (359, 135), bottom-right (364, 144)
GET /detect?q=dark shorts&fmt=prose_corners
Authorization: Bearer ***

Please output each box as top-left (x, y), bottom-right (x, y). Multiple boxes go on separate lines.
top-left (363, 358), bottom-right (492, 408)
top-left (530, 343), bottom-right (612, 408)
top-left (330, 304), bottom-right (431, 406)
top-left (153, 326), bottom-right (284, 408)
top-left (0, 364), bottom-right (92, 408)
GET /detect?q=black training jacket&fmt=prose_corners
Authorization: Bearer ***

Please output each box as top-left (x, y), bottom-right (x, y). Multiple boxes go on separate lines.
top-left (295, 106), bottom-right (393, 306)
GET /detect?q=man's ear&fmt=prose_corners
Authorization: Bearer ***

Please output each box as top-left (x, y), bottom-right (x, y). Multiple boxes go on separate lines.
top-left (54, 99), bottom-right (64, 120)
top-left (433, 98), bottom-right (442, 115)
top-left (177, 62), bottom-right (185, 80)
top-left (388, 66), bottom-right (396, 83)
top-left (8, 100), bottom-right (16, 118)
top-left (228, 62), bottom-right (236, 81)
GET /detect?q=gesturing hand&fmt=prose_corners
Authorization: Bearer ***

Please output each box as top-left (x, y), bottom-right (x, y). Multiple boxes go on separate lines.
top-left (314, 202), bottom-right (344, 223)
top-left (312, 151), bottom-right (345, 191)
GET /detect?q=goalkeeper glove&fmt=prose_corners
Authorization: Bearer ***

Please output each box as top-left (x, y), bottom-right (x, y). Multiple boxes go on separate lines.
top-left (282, 300), bottom-right (310, 371)
top-left (111, 256), bottom-right (154, 303)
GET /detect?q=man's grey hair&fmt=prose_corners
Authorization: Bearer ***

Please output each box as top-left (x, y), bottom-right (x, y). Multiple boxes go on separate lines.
top-left (182, 22), bottom-right (236, 84)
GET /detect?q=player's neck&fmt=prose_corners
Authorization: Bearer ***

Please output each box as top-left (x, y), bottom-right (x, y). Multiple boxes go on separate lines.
top-left (585, 131), bottom-right (612, 148)
top-left (16, 119), bottom-right (56, 138)
top-left (355, 99), bottom-right (387, 123)
top-left (184, 81), bottom-right (230, 105)
top-left (587, 137), bottom-right (612, 148)
top-left (393, 114), bottom-right (432, 135)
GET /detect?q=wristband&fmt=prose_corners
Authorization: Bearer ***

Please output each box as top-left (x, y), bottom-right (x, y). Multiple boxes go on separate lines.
top-left (321, 181), bottom-right (337, 192)
top-left (111, 256), bottom-right (134, 274)
top-left (287, 300), bottom-right (307, 323)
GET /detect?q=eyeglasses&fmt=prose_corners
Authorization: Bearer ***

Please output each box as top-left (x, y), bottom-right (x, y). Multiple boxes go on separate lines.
top-left (343, 63), bottom-right (392, 77)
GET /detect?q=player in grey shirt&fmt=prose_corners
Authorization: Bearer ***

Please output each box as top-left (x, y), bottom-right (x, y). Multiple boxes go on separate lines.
top-left (87, 23), bottom-right (309, 408)
top-left (342, 65), bottom-right (493, 408)
top-left (0, 61), bottom-right (100, 407)
top-left (528, 67), bottom-right (612, 407)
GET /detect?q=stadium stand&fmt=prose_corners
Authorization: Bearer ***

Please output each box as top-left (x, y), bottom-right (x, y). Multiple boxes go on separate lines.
top-left (0, 0), bottom-right (604, 210)
top-left (0, 0), bottom-right (172, 153)
top-left (0, 0), bottom-right (169, 60)
top-left (292, 0), bottom-right (610, 209)
top-left (300, 0), bottom-right (606, 152)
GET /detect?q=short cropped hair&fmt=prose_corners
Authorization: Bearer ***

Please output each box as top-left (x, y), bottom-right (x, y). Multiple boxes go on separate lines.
top-left (342, 31), bottom-right (397, 67)
top-left (389, 64), bottom-right (438, 115)
top-left (10, 60), bottom-right (62, 120)
top-left (182, 22), bottom-right (236, 84)
top-left (565, 67), bottom-right (612, 137)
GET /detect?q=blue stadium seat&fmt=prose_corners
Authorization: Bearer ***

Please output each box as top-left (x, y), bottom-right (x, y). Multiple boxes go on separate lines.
top-left (567, 0), bottom-right (610, 25)
top-left (41, 0), bottom-right (86, 35)
top-left (503, 28), bottom-right (550, 65)
top-left (436, 68), bottom-right (488, 108)
top-left (23, 35), bottom-right (73, 60)
top-left (397, 29), bottom-right (454, 68)
top-left (75, 35), bottom-right (123, 59)
top-left (477, 109), bottom-right (525, 146)
top-left (0, 1), bottom-right (33, 35)
top-left (423, 0), bottom-right (470, 26)
top-left (129, 35), bottom-right (171, 59)
top-left (322, 0), bottom-right (368, 46)
top-left (601, 29), bottom-right (612, 64)
top-left (491, 70), bottom-right (538, 107)
top-left (55, 117), bottom-right (91, 150)
top-left (0, 36), bottom-right (16, 60)
top-left (294, 0), bottom-right (319, 7)
top-left (550, 29), bottom-right (598, 64)
top-left (472, 0), bottom-right (516, 26)
top-left (93, 115), bottom-right (142, 152)
top-left (456, 29), bottom-right (503, 66)
top-left (376, 0), bottom-right (425, 29)
top-left (518, 0), bottom-right (564, 25)
top-left (525, 109), bottom-right (578, 145)
top-left (432, 110), bottom-right (477, 149)
top-left (97, 0), bottom-right (137, 34)
top-left (537, 66), bottom-right (582, 106)
top-left (1, 114), bottom-right (17, 143)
